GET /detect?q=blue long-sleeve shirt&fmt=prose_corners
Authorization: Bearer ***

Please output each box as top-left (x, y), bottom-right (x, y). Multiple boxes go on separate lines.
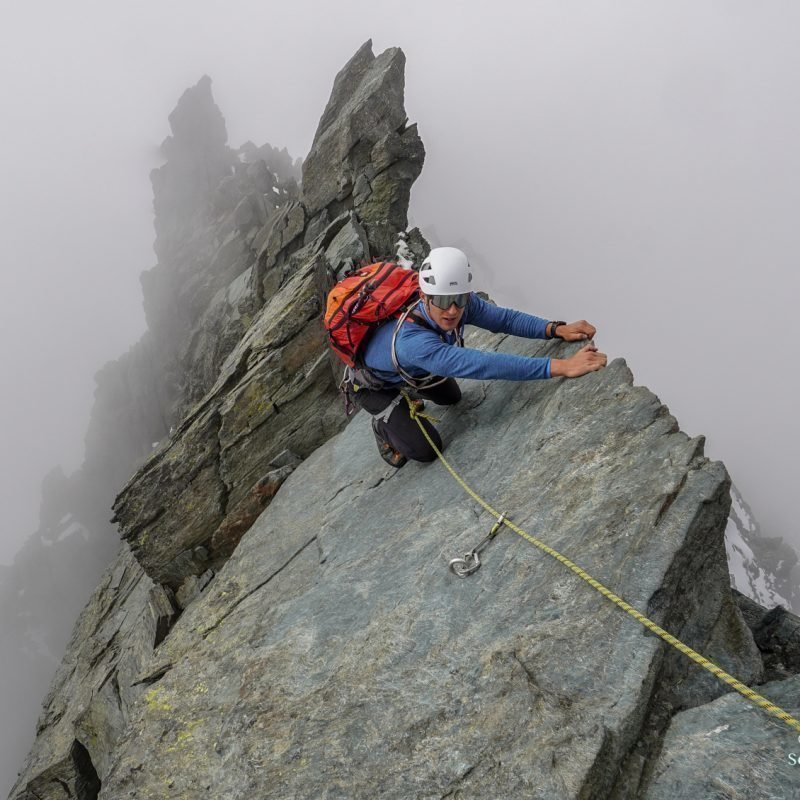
top-left (362, 293), bottom-right (553, 386)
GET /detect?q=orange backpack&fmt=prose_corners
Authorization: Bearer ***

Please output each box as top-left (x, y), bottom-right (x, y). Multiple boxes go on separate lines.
top-left (324, 262), bottom-right (420, 368)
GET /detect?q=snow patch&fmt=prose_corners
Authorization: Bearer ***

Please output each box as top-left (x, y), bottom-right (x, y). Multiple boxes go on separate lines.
top-left (725, 515), bottom-right (791, 609)
top-left (394, 233), bottom-right (415, 269)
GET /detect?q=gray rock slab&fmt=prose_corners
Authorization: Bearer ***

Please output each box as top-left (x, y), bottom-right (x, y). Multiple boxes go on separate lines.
top-left (324, 213), bottom-right (369, 278)
top-left (735, 590), bottom-right (800, 682)
top-left (177, 263), bottom-right (263, 417)
top-left (643, 675), bottom-right (800, 799)
top-left (9, 546), bottom-right (155, 799)
top-left (96, 332), bottom-right (762, 799)
top-left (257, 200), bottom-right (306, 271)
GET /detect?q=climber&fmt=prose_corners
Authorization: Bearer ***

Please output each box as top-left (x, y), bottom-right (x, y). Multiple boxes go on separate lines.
top-left (354, 246), bottom-right (607, 467)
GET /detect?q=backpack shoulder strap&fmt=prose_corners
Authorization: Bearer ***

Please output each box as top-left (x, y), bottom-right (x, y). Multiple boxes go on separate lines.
top-left (405, 305), bottom-right (465, 347)
top-left (405, 308), bottom-right (437, 332)
top-left (389, 302), bottom-right (463, 390)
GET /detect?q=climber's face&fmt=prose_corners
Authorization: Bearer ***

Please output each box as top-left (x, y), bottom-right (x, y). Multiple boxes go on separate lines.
top-left (424, 295), bottom-right (466, 333)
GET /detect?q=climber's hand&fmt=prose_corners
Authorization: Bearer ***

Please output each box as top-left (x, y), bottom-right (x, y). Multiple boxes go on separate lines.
top-left (550, 345), bottom-right (607, 378)
top-left (556, 320), bottom-right (596, 341)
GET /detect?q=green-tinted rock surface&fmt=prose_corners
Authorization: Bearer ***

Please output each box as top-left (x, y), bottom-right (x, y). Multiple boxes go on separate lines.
top-left (8, 546), bottom-right (156, 799)
top-left (95, 335), bottom-right (765, 798)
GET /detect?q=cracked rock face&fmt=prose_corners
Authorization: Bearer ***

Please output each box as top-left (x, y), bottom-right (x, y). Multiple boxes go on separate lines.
top-left (29, 331), bottom-right (768, 800)
top-left (735, 590), bottom-right (800, 681)
top-left (110, 41), bottom-right (425, 591)
top-left (8, 546), bottom-right (158, 799)
top-left (112, 250), bottom-right (345, 588)
top-left (302, 39), bottom-right (424, 257)
top-left (643, 675), bottom-right (800, 799)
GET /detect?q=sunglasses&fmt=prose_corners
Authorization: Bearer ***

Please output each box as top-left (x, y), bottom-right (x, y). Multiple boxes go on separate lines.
top-left (428, 292), bottom-right (470, 310)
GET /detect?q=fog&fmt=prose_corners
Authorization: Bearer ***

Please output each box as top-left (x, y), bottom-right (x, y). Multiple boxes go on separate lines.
top-left (1, 0), bottom-right (799, 787)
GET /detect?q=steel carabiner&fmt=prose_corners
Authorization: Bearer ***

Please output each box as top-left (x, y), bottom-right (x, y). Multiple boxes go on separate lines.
top-left (449, 550), bottom-right (481, 577)
top-left (448, 513), bottom-right (507, 578)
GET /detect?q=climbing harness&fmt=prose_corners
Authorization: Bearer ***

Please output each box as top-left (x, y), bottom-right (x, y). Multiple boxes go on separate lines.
top-left (339, 365), bottom-right (390, 418)
top-left (449, 514), bottom-right (507, 577)
top-left (403, 394), bottom-right (800, 736)
top-left (375, 392), bottom-right (406, 425)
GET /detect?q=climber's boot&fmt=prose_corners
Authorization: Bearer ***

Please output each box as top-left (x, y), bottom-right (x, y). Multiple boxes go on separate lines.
top-left (371, 416), bottom-right (407, 468)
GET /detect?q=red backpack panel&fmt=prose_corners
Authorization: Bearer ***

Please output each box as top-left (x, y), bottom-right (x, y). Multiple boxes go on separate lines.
top-left (324, 262), bottom-right (420, 367)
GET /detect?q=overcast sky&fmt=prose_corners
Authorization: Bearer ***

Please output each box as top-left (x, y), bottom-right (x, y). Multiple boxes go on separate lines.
top-left (2, 0), bottom-right (799, 572)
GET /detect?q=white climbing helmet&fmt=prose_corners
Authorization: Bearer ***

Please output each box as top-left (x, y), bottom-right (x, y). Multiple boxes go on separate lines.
top-left (418, 247), bottom-right (473, 295)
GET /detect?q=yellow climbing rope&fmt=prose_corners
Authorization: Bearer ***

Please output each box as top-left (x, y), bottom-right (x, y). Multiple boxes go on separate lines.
top-left (404, 395), bottom-right (800, 735)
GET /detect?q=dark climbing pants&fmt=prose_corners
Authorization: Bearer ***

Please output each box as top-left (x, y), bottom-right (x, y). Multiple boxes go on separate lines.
top-left (357, 378), bottom-right (462, 462)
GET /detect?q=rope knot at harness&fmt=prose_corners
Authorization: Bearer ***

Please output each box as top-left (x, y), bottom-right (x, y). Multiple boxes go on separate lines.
top-left (401, 391), bottom-right (439, 424)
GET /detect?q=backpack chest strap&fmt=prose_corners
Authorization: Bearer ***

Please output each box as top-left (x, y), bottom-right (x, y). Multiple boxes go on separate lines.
top-left (390, 303), bottom-right (464, 390)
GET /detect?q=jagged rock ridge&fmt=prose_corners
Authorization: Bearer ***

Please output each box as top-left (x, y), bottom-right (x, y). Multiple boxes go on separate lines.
top-left (8, 39), bottom-right (428, 799)
top-left (111, 39), bottom-right (426, 592)
top-left (0, 71), bottom-right (308, 796)
top-left (8, 40), bottom-right (800, 800)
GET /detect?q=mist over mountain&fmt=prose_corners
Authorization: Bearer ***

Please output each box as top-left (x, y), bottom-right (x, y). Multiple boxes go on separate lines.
top-left (4, 3), bottom-right (800, 573)
top-left (0, 73), bottom-right (309, 797)
top-left (4, 40), bottom-right (800, 800)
